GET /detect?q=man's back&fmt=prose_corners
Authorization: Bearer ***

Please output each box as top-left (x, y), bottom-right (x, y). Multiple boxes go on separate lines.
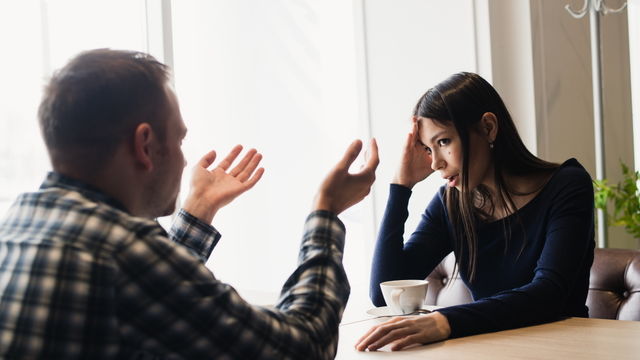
top-left (0, 172), bottom-right (232, 359)
top-left (0, 172), bottom-right (160, 358)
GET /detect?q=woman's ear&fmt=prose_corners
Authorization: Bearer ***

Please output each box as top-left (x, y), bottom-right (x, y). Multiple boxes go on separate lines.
top-left (481, 112), bottom-right (498, 143)
top-left (133, 123), bottom-right (154, 171)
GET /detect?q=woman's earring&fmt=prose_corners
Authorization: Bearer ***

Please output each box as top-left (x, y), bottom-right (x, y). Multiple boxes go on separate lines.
top-left (489, 142), bottom-right (494, 149)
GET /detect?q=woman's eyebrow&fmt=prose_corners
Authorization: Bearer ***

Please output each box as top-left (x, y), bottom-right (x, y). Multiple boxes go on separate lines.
top-left (428, 130), bottom-right (448, 144)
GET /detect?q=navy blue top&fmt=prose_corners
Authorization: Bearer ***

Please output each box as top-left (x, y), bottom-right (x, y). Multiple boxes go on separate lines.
top-left (370, 159), bottom-right (595, 338)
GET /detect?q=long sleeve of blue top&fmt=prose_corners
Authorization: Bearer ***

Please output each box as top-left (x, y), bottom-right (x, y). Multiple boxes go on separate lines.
top-left (369, 159), bottom-right (595, 338)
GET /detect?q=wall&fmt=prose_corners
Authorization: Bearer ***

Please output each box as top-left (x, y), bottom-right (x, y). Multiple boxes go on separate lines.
top-left (530, 0), bottom-right (635, 248)
top-left (486, 0), bottom-right (538, 154)
top-left (630, 0), bottom-right (640, 173)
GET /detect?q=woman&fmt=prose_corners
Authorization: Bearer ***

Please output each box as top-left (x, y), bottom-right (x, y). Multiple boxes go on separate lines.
top-left (356, 72), bottom-right (595, 351)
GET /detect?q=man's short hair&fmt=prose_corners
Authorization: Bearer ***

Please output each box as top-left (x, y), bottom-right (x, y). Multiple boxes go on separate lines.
top-left (38, 48), bottom-right (170, 171)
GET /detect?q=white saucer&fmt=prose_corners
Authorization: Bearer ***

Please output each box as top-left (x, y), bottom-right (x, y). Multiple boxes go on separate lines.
top-left (365, 305), bottom-right (433, 317)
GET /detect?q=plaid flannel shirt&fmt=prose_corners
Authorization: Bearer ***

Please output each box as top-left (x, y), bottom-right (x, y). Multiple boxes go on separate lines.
top-left (0, 172), bottom-right (349, 359)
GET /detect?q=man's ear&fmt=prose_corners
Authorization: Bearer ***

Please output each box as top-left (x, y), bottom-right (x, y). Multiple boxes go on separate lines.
top-left (480, 112), bottom-right (498, 142)
top-left (133, 123), bottom-right (154, 172)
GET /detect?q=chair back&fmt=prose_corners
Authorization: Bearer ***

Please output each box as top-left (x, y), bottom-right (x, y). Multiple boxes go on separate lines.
top-left (587, 248), bottom-right (640, 321)
top-left (425, 252), bottom-right (472, 306)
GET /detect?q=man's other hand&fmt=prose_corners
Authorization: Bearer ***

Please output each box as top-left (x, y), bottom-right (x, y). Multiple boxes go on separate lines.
top-left (313, 139), bottom-right (379, 215)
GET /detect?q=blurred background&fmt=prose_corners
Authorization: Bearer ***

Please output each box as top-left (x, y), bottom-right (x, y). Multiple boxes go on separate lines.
top-left (0, 0), bottom-right (638, 301)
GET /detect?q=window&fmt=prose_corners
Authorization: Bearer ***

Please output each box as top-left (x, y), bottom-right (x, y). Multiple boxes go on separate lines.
top-left (171, 1), bottom-right (371, 294)
top-left (0, 0), bottom-right (152, 214)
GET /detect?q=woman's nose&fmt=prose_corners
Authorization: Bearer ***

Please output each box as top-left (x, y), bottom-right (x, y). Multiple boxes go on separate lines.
top-left (431, 153), bottom-right (444, 171)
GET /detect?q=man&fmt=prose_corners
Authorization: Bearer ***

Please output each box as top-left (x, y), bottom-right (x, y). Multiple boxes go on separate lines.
top-left (0, 49), bottom-right (378, 359)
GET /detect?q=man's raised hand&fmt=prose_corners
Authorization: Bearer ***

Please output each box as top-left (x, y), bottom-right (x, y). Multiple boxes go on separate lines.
top-left (183, 145), bottom-right (264, 223)
top-left (313, 139), bottom-right (379, 215)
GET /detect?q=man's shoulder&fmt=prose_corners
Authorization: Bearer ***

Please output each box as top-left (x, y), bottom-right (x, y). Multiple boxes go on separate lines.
top-left (1, 187), bottom-right (165, 252)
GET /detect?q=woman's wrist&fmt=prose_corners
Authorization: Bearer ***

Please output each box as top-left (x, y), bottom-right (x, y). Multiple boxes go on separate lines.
top-left (432, 311), bottom-right (452, 340)
top-left (391, 175), bottom-right (416, 189)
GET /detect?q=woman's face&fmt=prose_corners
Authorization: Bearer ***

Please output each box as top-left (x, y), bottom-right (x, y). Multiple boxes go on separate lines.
top-left (417, 117), bottom-right (494, 191)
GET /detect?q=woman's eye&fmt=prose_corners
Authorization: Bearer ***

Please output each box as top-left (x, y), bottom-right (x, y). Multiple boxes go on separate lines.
top-left (437, 139), bottom-right (450, 146)
top-left (424, 146), bottom-right (432, 155)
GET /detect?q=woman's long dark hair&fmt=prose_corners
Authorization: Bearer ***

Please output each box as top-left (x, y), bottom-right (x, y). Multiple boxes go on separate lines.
top-left (413, 72), bottom-right (558, 282)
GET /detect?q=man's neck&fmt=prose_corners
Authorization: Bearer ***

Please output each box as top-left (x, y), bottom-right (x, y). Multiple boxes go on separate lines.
top-left (53, 162), bottom-right (145, 218)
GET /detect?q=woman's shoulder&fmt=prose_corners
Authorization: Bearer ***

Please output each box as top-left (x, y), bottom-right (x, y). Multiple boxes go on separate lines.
top-left (550, 158), bottom-right (593, 185)
top-left (540, 158), bottom-right (593, 199)
top-left (511, 158), bottom-right (593, 219)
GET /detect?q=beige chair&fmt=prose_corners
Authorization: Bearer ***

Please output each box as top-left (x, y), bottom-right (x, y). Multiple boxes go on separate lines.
top-left (425, 248), bottom-right (640, 321)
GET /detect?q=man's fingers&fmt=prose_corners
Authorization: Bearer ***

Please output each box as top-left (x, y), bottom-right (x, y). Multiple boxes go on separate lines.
top-left (363, 138), bottom-right (379, 172)
top-left (229, 148), bottom-right (257, 176)
top-left (338, 139), bottom-right (363, 170)
top-left (237, 153), bottom-right (263, 182)
top-left (242, 167), bottom-right (265, 190)
top-left (217, 145), bottom-right (243, 171)
top-left (198, 150), bottom-right (217, 168)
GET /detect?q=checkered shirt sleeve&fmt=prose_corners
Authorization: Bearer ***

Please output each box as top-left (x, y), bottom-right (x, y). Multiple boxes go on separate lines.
top-left (115, 210), bottom-right (349, 360)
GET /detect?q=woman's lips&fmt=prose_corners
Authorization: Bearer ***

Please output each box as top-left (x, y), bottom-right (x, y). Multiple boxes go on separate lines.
top-left (446, 174), bottom-right (459, 187)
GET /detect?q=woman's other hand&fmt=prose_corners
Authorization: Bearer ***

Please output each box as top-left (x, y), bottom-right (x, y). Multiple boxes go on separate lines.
top-left (392, 118), bottom-right (434, 189)
top-left (355, 311), bottom-right (451, 352)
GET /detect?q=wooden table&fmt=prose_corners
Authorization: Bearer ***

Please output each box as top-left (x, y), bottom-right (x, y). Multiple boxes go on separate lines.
top-left (337, 316), bottom-right (640, 359)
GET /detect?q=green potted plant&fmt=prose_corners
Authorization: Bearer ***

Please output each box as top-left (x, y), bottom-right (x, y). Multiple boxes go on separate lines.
top-left (593, 163), bottom-right (640, 238)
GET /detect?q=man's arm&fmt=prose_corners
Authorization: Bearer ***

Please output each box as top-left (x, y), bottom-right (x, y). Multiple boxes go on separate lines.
top-left (117, 210), bottom-right (348, 359)
top-left (117, 139), bottom-right (378, 359)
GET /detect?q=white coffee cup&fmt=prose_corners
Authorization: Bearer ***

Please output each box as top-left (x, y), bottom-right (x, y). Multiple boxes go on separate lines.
top-left (379, 279), bottom-right (429, 315)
